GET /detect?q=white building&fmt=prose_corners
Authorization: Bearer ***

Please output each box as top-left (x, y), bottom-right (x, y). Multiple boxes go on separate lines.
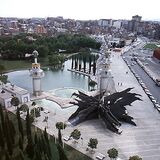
top-left (0, 83), bottom-right (30, 108)
top-left (113, 21), bottom-right (122, 29)
top-left (98, 19), bottom-right (112, 27)
top-left (108, 37), bottom-right (120, 46)
top-left (0, 91), bottom-right (12, 108)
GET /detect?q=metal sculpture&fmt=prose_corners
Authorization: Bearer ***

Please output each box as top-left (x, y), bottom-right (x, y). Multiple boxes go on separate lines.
top-left (69, 88), bottom-right (142, 134)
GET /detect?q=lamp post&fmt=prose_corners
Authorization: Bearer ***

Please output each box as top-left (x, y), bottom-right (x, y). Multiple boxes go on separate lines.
top-left (81, 137), bottom-right (83, 146)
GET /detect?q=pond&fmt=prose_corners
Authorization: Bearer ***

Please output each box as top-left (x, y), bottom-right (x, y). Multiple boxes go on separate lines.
top-left (51, 87), bottom-right (85, 98)
top-left (7, 59), bottom-right (89, 92)
top-left (35, 99), bottom-right (78, 115)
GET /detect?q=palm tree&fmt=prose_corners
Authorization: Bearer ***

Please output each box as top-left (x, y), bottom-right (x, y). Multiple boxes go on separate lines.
top-left (88, 138), bottom-right (98, 153)
top-left (56, 122), bottom-right (66, 146)
top-left (70, 129), bottom-right (81, 143)
top-left (11, 96), bottom-right (20, 110)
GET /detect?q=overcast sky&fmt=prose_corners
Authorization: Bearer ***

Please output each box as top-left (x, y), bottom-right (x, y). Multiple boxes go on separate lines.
top-left (0, 0), bottom-right (159, 21)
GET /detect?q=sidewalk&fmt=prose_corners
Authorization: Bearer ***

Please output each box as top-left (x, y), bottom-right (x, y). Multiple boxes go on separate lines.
top-left (109, 52), bottom-right (160, 160)
top-left (8, 51), bottom-right (160, 160)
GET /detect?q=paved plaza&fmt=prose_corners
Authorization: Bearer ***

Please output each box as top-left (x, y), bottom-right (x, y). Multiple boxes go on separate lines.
top-left (8, 51), bottom-right (160, 160)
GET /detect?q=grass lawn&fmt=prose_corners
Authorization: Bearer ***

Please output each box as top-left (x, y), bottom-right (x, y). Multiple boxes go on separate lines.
top-left (0, 111), bottom-right (92, 160)
top-left (0, 58), bottom-right (50, 72)
top-left (143, 43), bottom-right (159, 50)
top-left (0, 59), bottom-right (31, 72)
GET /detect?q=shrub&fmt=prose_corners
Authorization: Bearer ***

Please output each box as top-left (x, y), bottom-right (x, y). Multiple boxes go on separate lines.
top-left (107, 148), bottom-right (118, 159)
top-left (129, 155), bottom-right (142, 160)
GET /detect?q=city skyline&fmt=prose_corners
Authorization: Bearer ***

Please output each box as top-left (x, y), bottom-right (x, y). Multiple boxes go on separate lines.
top-left (0, 0), bottom-right (160, 21)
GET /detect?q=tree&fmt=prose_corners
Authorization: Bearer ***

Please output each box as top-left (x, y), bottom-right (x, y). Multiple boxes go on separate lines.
top-left (71, 57), bottom-right (74, 69)
top-left (37, 45), bottom-right (49, 57)
top-left (0, 124), bottom-right (5, 149)
top-left (25, 135), bottom-right (34, 158)
top-left (30, 108), bottom-right (41, 118)
top-left (5, 151), bottom-right (10, 160)
top-left (19, 104), bottom-right (29, 112)
top-left (32, 101), bottom-right (36, 106)
top-left (8, 119), bottom-right (16, 144)
top-left (89, 56), bottom-right (92, 74)
top-left (5, 113), bottom-right (13, 155)
top-left (129, 155), bottom-right (142, 160)
top-left (92, 61), bottom-right (96, 76)
top-left (18, 135), bottom-right (23, 150)
top-left (43, 128), bottom-right (51, 159)
top-left (70, 129), bottom-right (81, 143)
top-left (0, 64), bottom-right (5, 75)
top-left (83, 57), bottom-right (86, 72)
top-left (56, 122), bottom-right (66, 146)
top-left (0, 105), bottom-right (5, 133)
top-left (0, 75), bottom-right (8, 84)
top-left (88, 80), bottom-right (97, 91)
top-left (49, 55), bottom-right (60, 66)
top-left (88, 138), bottom-right (98, 151)
top-left (57, 144), bottom-right (69, 160)
top-left (107, 148), bottom-right (118, 159)
top-left (11, 96), bottom-right (20, 110)
top-left (17, 149), bottom-right (25, 160)
top-left (79, 62), bottom-right (82, 71)
top-left (17, 107), bottom-right (24, 139)
top-left (26, 109), bottom-right (32, 139)
top-left (34, 146), bottom-right (42, 160)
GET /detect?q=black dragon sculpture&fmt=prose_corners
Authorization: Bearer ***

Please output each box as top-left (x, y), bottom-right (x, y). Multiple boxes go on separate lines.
top-left (68, 87), bottom-right (142, 134)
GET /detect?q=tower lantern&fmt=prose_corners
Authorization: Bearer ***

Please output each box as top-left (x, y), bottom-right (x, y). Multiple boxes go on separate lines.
top-left (30, 50), bottom-right (44, 96)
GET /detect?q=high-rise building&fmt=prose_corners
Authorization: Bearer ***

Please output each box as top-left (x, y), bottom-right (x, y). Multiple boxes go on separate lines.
top-left (128, 15), bottom-right (142, 32)
top-left (132, 15), bottom-right (142, 22)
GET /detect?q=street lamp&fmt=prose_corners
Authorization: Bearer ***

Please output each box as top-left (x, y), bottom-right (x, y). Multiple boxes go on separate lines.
top-left (81, 137), bottom-right (83, 146)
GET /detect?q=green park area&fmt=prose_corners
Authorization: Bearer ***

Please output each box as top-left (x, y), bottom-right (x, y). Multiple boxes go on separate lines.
top-left (0, 33), bottom-right (100, 72)
top-left (143, 43), bottom-right (160, 50)
top-left (0, 59), bottom-right (31, 72)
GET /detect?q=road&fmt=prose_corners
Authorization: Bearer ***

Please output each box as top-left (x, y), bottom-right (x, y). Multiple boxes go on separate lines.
top-left (123, 39), bottom-right (160, 104)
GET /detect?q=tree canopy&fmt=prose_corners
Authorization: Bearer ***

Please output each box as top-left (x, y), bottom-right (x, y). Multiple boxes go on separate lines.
top-left (0, 34), bottom-right (101, 60)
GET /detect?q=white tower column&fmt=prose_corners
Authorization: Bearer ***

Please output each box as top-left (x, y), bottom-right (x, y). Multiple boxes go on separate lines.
top-left (30, 50), bottom-right (44, 96)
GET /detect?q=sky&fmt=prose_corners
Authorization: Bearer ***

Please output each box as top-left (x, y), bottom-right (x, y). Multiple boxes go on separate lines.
top-left (0, 0), bottom-right (160, 21)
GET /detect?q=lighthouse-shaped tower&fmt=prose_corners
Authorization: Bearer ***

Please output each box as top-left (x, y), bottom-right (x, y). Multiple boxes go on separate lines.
top-left (30, 50), bottom-right (44, 96)
top-left (97, 50), bottom-right (116, 95)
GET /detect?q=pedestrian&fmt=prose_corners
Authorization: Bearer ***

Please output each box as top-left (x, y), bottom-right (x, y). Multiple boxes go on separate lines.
top-left (121, 83), bottom-right (122, 86)
top-left (118, 82), bottom-right (119, 86)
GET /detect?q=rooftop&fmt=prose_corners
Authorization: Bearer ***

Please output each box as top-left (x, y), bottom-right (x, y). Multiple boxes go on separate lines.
top-left (0, 90), bottom-right (12, 99)
top-left (2, 83), bottom-right (29, 95)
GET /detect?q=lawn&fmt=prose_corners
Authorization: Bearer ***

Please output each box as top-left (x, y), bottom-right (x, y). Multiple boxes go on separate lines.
top-left (0, 58), bottom-right (49, 73)
top-left (0, 111), bottom-right (92, 160)
top-left (143, 43), bottom-right (159, 50)
top-left (0, 59), bottom-right (31, 72)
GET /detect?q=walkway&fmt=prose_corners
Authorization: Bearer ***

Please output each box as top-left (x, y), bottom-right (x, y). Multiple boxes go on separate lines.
top-left (31, 92), bottom-right (76, 108)
top-left (8, 50), bottom-right (160, 160)
top-left (67, 68), bottom-right (90, 77)
top-left (35, 51), bottom-right (160, 160)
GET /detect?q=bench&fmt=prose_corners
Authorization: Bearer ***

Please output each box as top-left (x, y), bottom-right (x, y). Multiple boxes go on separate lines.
top-left (96, 153), bottom-right (105, 160)
top-left (63, 136), bottom-right (71, 141)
